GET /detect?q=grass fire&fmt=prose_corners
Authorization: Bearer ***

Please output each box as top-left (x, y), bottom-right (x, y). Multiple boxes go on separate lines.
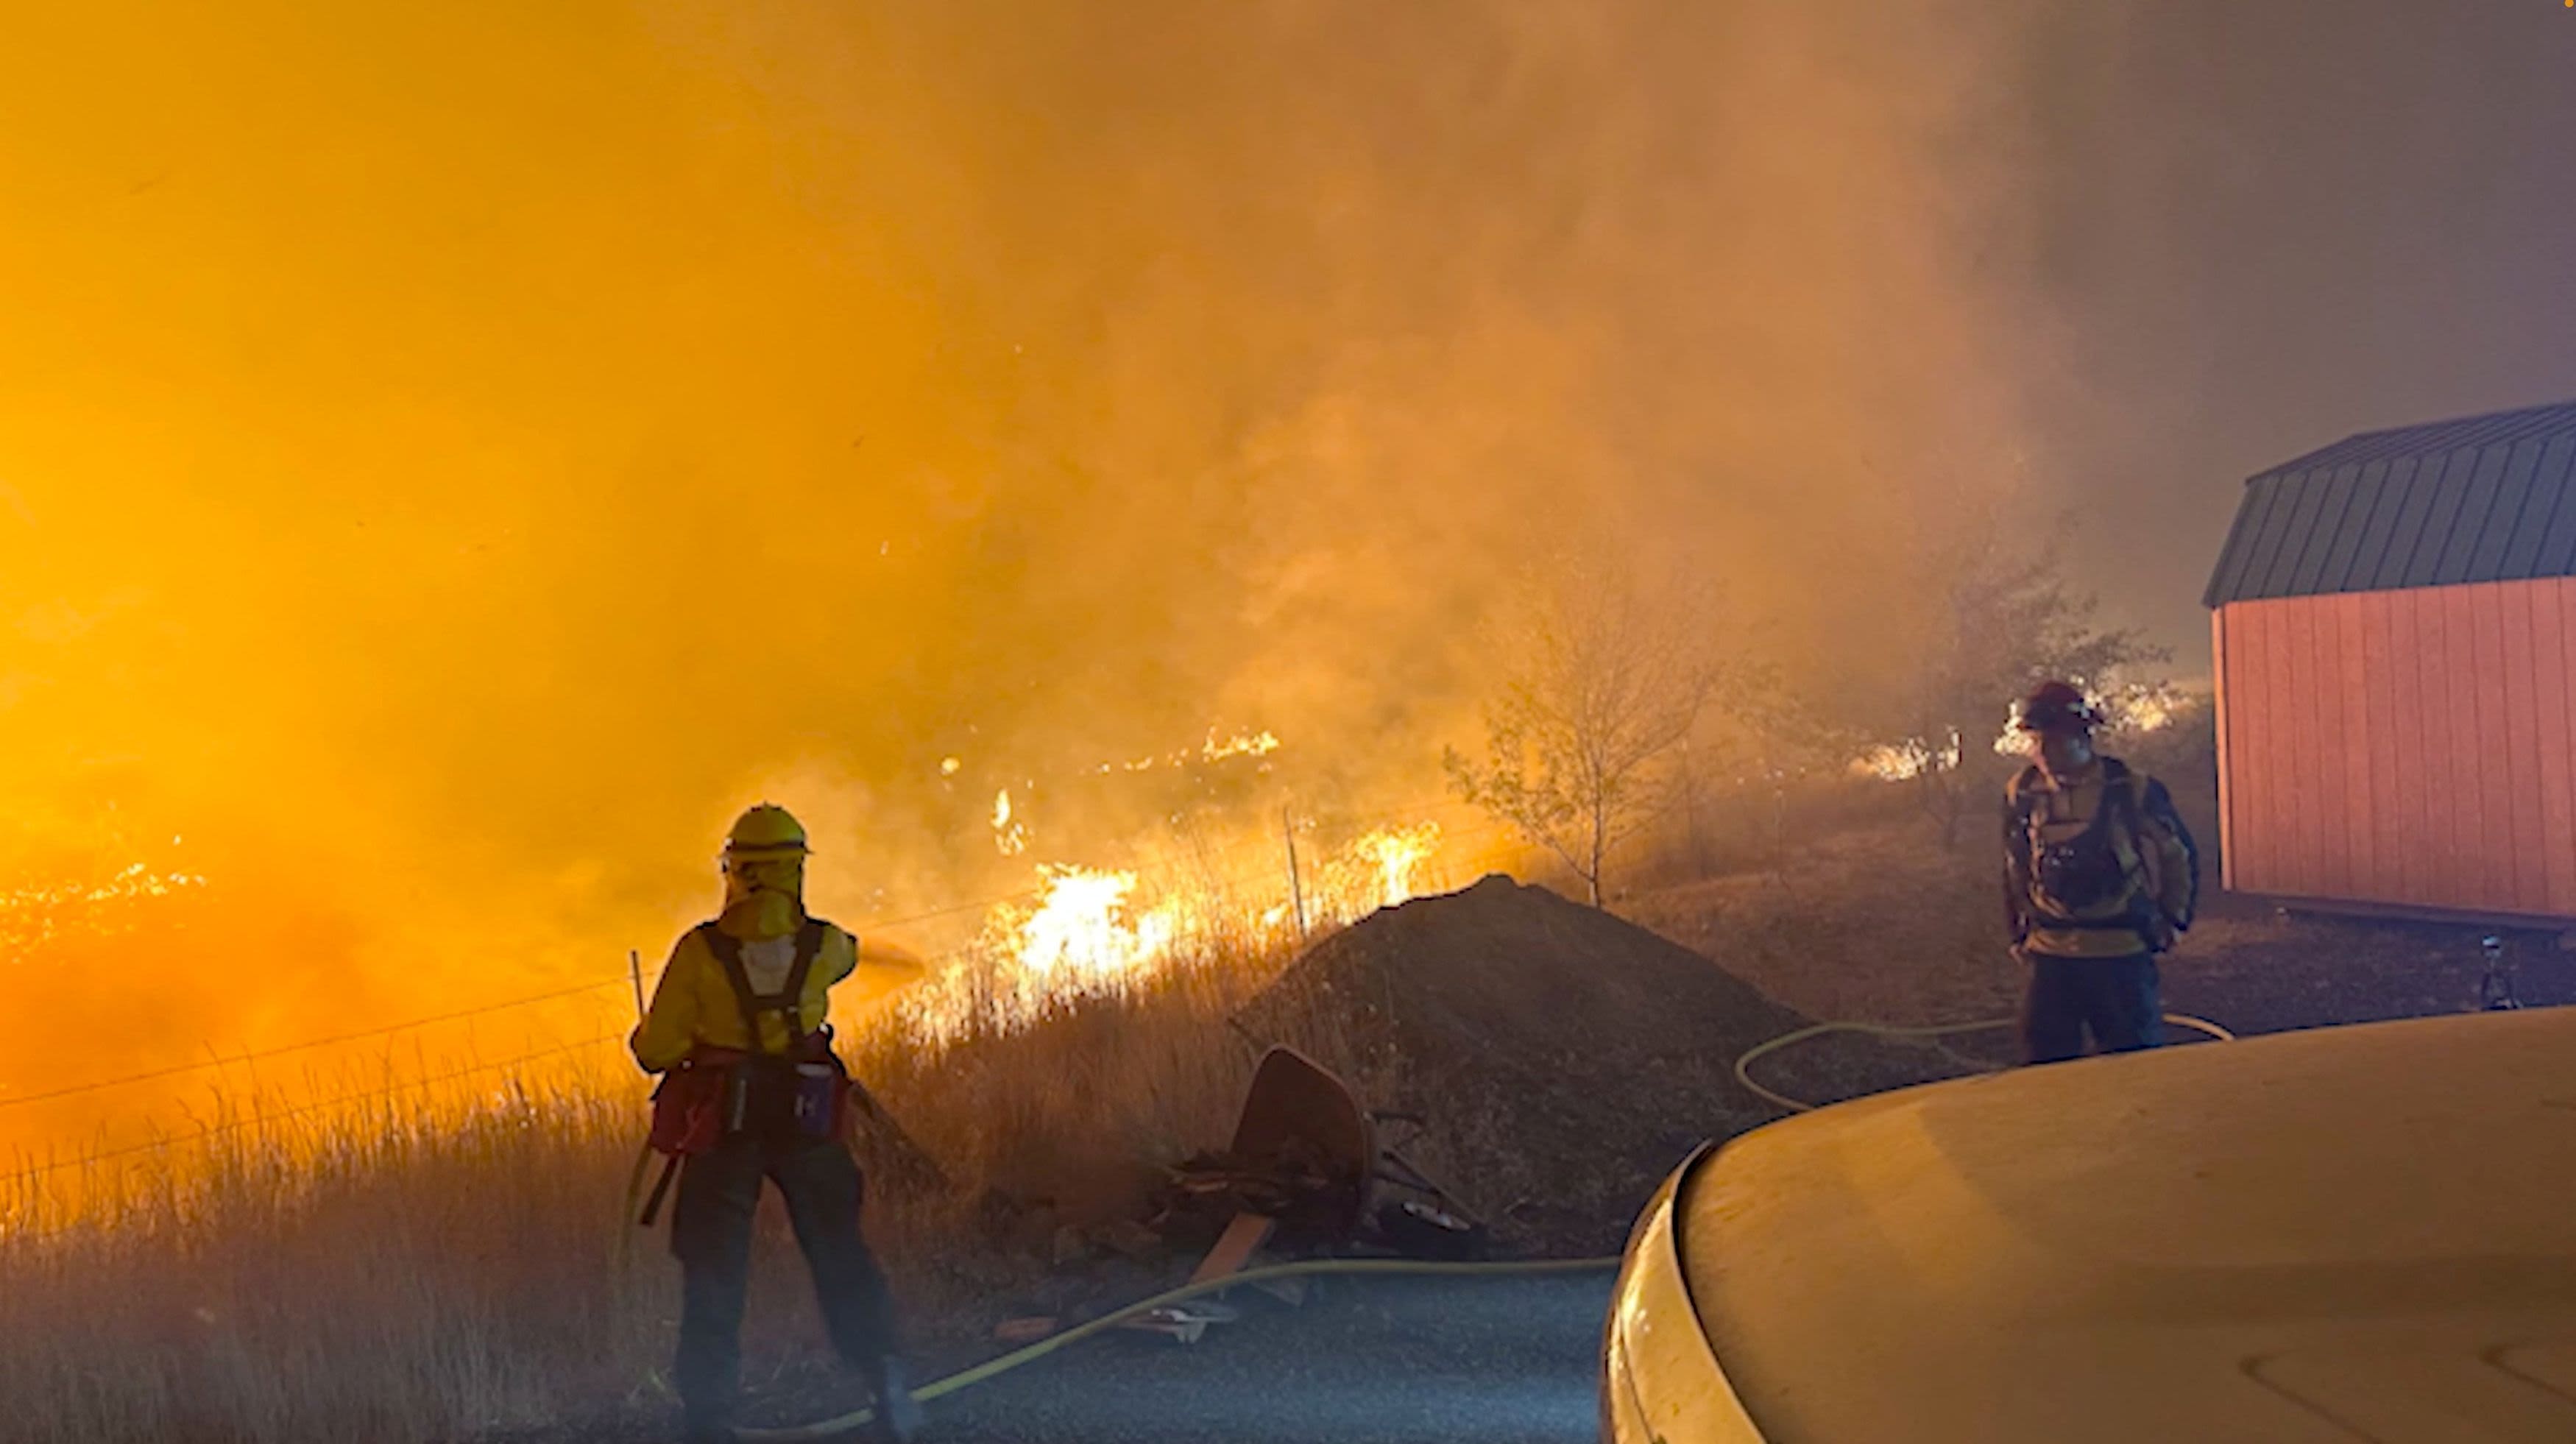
top-left (7, 2), bottom-right (2576, 1443)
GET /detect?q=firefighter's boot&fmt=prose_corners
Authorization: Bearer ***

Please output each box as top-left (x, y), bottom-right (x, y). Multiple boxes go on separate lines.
top-left (868, 1355), bottom-right (924, 1443)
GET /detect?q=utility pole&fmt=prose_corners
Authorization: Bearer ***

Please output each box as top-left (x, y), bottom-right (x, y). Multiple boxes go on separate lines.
top-left (628, 948), bottom-right (647, 1024)
top-left (1281, 806), bottom-right (1307, 935)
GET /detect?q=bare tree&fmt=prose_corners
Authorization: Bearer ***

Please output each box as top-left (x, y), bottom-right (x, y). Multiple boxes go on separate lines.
top-left (1443, 564), bottom-right (1724, 906)
top-left (1883, 520), bottom-right (2164, 846)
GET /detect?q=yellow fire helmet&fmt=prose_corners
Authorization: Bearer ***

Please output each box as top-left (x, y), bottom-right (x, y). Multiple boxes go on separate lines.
top-left (723, 803), bottom-right (810, 859)
top-left (718, 804), bottom-right (810, 940)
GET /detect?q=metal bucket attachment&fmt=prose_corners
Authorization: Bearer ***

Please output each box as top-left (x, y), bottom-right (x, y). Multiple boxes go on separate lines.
top-left (1225, 1045), bottom-right (1376, 1242)
top-left (1156, 1044), bottom-right (1491, 1266)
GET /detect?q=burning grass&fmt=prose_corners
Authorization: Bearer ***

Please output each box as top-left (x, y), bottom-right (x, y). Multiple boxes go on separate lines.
top-left (0, 795), bottom-right (1817, 1442)
top-left (3, 715), bottom-right (2356, 1443)
top-left (0, 809), bottom-right (1507, 1443)
top-left (0, 919), bottom-right (1350, 1444)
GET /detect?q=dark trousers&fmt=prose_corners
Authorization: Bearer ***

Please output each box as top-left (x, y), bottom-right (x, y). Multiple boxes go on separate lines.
top-left (670, 1132), bottom-right (899, 1433)
top-left (2020, 953), bottom-right (2161, 1064)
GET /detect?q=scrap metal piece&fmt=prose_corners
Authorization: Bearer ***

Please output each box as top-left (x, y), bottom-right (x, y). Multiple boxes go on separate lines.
top-left (1227, 1046), bottom-right (1376, 1242)
top-left (1115, 1300), bottom-right (1241, 1345)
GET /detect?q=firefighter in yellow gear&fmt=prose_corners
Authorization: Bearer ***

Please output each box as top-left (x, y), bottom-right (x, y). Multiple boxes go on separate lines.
top-left (2001, 682), bottom-right (2200, 1064)
top-left (631, 804), bottom-right (928, 1444)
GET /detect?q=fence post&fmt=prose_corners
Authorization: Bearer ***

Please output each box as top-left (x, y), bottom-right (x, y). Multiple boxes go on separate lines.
top-left (1282, 806), bottom-right (1308, 935)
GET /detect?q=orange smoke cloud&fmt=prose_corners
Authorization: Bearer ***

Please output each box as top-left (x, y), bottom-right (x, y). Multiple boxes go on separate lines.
top-left (0, 0), bottom-right (2051, 1155)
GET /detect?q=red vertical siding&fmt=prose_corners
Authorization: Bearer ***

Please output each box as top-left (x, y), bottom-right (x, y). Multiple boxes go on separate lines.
top-left (2471, 587), bottom-right (2515, 910)
top-left (2418, 588), bottom-right (2461, 906)
top-left (2235, 601), bottom-right (2273, 893)
top-left (2316, 598), bottom-right (2355, 896)
top-left (2250, 598), bottom-right (2294, 894)
top-left (2545, 578), bottom-right (2576, 913)
top-left (2214, 578), bottom-right (2576, 920)
top-left (2282, 599), bottom-right (2322, 899)
top-left (2337, 592), bottom-right (2379, 899)
top-left (2386, 589), bottom-right (2430, 905)
top-left (2210, 609), bottom-right (2239, 893)
top-left (2366, 590), bottom-right (2405, 900)
top-left (2502, 590), bottom-right (2549, 908)
top-left (2435, 587), bottom-right (2479, 907)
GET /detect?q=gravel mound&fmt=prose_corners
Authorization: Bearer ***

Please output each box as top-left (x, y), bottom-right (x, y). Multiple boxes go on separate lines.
top-left (1240, 874), bottom-right (1810, 1252)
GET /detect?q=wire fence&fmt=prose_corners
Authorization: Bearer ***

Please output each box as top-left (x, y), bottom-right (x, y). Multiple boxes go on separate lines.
top-left (0, 979), bottom-right (635, 1113)
top-left (7, 1032), bottom-right (629, 1183)
top-left (1, 1032), bottom-right (631, 1245)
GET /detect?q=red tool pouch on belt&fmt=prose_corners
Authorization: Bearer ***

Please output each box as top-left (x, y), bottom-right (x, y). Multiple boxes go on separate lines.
top-left (647, 1049), bottom-right (745, 1157)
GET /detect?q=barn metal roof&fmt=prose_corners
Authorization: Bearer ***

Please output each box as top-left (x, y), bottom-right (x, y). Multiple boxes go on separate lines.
top-left (2203, 399), bottom-right (2576, 607)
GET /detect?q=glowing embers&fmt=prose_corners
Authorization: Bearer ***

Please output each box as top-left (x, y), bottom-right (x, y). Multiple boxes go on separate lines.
top-left (990, 789), bottom-right (1029, 857)
top-left (2103, 680), bottom-right (2189, 735)
top-left (0, 860), bottom-right (208, 955)
top-left (1851, 682), bottom-right (2201, 779)
top-left (1850, 732), bottom-right (1964, 782)
top-left (1097, 727), bottom-right (1284, 774)
top-left (1197, 729), bottom-right (1281, 765)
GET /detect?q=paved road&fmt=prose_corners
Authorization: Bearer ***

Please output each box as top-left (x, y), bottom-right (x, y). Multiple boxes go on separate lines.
top-left (913, 1271), bottom-right (1613, 1444)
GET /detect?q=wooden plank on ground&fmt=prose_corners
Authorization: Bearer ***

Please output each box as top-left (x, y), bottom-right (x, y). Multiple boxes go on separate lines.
top-left (1188, 1211), bottom-right (1278, 1286)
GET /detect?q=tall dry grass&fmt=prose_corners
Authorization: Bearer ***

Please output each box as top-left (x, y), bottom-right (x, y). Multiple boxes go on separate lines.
top-left (0, 924), bottom-right (1339, 1444)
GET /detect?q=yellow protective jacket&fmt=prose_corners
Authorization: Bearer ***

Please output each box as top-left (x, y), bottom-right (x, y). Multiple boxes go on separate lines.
top-left (2001, 756), bottom-right (2198, 960)
top-left (629, 919), bottom-right (923, 1073)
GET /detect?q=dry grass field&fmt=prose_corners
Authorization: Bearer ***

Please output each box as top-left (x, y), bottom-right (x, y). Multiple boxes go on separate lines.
top-left (0, 932), bottom-right (1322, 1444)
top-left (8, 711), bottom-right (2563, 1443)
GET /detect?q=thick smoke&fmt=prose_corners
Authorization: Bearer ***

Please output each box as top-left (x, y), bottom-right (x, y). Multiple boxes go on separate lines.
top-left (0, 0), bottom-right (2050, 1142)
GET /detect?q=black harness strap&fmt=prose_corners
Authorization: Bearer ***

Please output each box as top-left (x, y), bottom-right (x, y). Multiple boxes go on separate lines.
top-left (698, 919), bottom-right (829, 1056)
top-left (2017, 758), bottom-right (2155, 934)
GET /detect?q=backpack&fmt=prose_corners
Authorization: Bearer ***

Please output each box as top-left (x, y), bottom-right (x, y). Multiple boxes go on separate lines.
top-left (2012, 758), bottom-right (2198, 944)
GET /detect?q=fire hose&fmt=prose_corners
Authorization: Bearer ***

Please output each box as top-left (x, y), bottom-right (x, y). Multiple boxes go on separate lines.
top-left (1730, 1012), bottom-right (2238, 1114)
top-left (664, 1012), bottom-right (2235, 1439)
top-left (727, 1254), bottom-right (1624, 1443)
top-left (612, 1133), bottom-right (1623, 1440)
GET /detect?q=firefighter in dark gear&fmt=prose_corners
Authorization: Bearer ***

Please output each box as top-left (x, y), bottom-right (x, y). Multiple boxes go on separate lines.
top-left (632, 804), bottom-right (929, 1444)
top-left (2001, 681), bottom-right (2199, 1065)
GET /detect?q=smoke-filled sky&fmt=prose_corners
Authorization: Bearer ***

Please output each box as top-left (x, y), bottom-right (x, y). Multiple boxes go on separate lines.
top-left (2026, 1), bottom-right (2576, 634)
top-left (3, 0), bottom-right (2573, 1137)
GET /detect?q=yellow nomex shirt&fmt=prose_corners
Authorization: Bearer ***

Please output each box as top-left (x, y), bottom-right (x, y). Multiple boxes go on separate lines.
top-left (629, 921), bottom-right (924, 1072)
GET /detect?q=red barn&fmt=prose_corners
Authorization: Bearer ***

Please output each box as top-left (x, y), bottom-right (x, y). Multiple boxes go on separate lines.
top-left (2204, 400), bottom-right (2576, 924)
